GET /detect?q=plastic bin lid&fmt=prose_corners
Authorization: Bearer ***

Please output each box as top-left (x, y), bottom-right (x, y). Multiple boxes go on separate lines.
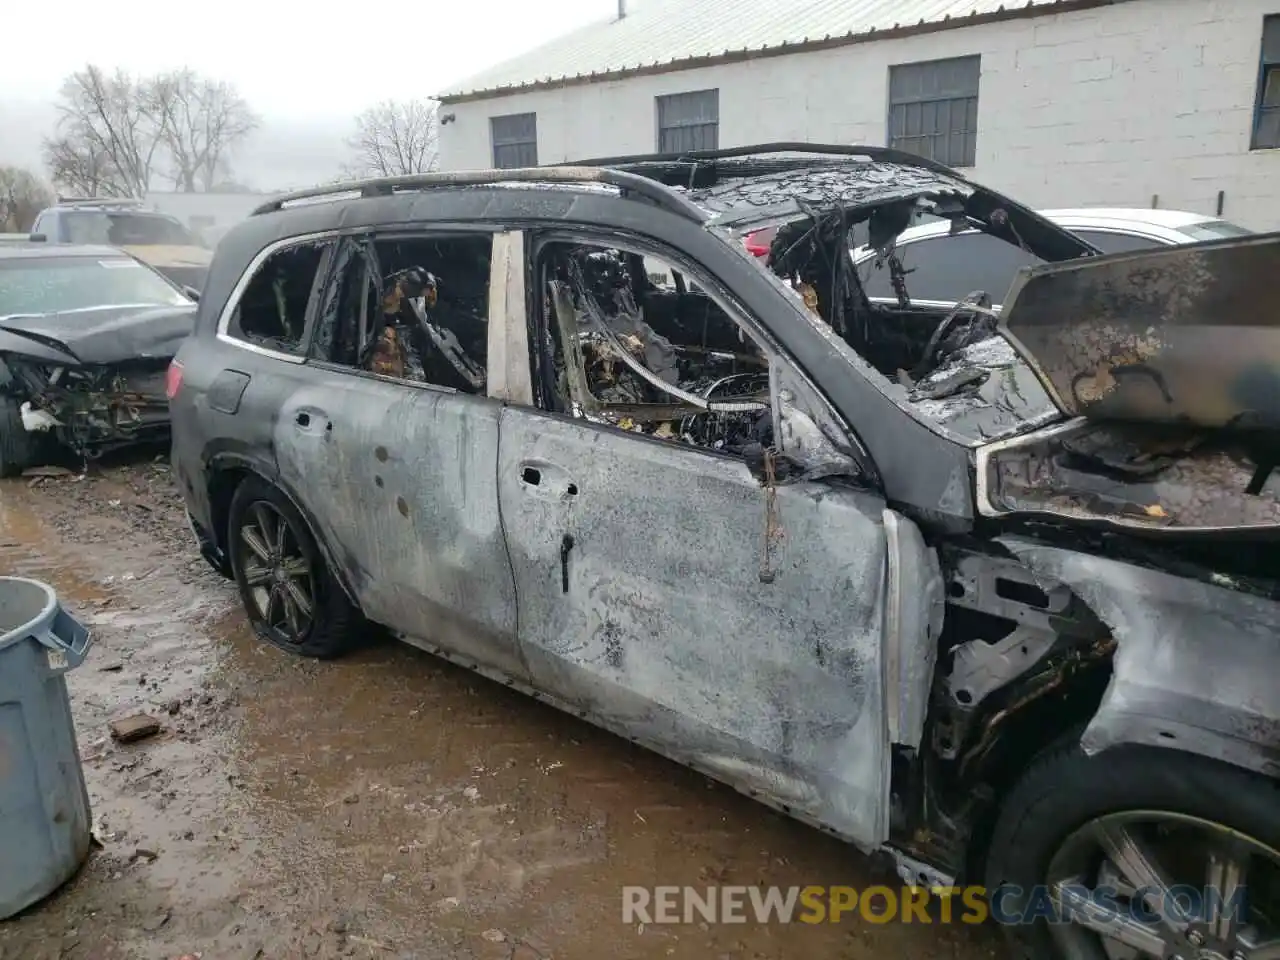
top-left (0, 576), bottom-right (59, 653)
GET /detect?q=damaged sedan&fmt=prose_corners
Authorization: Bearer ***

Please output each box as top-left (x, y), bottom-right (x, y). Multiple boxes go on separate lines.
top-left (169, 145), bottom-right (1280, 960)
top-left (0, 243), bottom-right (197, 475)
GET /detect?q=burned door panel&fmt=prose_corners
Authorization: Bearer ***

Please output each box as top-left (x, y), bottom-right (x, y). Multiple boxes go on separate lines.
top-left (496, 406), bottom-right (894, 848)
top-left (274, 373), bottom-right (522, 678)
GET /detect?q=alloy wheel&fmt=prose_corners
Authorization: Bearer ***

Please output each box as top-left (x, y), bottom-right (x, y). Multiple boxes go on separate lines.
top-left (1045, 811), bottom-right (1280, 960)
top-left (236, 500), bottom-right (315, 644)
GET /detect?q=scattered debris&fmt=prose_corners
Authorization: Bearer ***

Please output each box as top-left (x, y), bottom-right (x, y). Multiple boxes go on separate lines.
top-left (98, 661), bottom-right (125, 672)
top-left (22, 465), bottom-right (76, 478)
top-left (131, 847), bottom-right (159, 863)
top-left (462, 786), bottom-right (480, 801)
top-left (108, 713), bottom-right (161, 743)
top-left (481, 929), bottom-right (506, 943)
top-left (347, 935), bottom-right (392, 952)
top-left (139, 907), bottom-right (171, 931)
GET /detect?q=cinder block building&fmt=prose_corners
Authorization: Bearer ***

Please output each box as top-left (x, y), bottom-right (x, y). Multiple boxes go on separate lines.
top-left (436, 0), bottom-right (1280, 229)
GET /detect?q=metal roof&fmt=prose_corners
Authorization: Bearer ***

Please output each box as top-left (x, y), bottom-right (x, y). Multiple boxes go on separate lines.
top-left (438, 0), bottom-right (1111, 102)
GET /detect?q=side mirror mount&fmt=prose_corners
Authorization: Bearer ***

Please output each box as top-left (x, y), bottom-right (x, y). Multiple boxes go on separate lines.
top-left (776, 398), bottom-right (862, 481)
top-left (181, 285), bottom-right (201, 302)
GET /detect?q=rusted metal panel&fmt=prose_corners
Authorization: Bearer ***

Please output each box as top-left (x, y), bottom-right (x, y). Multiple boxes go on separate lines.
top-left (1001, 231), bottom-right (1280, 429)
top-left (1000, 538), bottom-right (1280, 779)
top-left (273, 373), bottom-right (523, 679)
top-left (495, 405), bottom-right (899, 848)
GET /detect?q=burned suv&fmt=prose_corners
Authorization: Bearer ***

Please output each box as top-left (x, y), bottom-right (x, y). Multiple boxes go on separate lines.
top-left (169, 145), bottom-right (1280, 960)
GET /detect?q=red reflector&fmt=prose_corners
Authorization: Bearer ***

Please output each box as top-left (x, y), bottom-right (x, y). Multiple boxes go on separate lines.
top-left (165, 360), bottom-right (184, 400)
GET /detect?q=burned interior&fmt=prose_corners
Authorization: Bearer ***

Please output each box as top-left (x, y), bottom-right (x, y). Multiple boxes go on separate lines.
top-left (237, 235), bottom-right (492, 393)
top-left (532, 241), bottom-right (774, 459)
top-left (577, 151), bottom-right (1098, 450)
top-left (577, 151), bottom-right (1280, 548)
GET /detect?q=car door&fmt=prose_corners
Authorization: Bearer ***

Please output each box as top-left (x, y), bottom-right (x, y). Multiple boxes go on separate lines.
top-left (271, 229), bottom-right (525, 680)
top-left (494, 231), bottom-right (937, 849)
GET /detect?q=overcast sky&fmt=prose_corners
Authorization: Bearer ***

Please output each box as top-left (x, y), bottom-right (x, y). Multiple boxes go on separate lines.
top-left (0, 0), bottom-right (613, 188)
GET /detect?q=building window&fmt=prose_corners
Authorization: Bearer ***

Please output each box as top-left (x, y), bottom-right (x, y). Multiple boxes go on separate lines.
top-left (656, 90), bottom-right (719, 153)
top-left (1254, 15), bottom-right (1280, 150)
top-left (491, 113), bottom-right (538, 169)
top-left (888, 56), bottom-right (980, 167)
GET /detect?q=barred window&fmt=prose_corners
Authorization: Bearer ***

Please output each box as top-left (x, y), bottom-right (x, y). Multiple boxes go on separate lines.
top-left (491, 113), bottom-right (538, 169)
top-left (656, 90), bottom-right (719, 153)
top-left (888, 56), bottom-right (980, 167)
top-left (1253, 15), bottom-right (1280, 150)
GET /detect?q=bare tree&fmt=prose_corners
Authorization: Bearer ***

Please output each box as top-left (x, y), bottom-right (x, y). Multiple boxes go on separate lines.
top-left (0, 167), bottom-right (54, 231)
top-left (346, 99), bottom-right (440, 177)
top-left (41, 135), bottom-right (121, 198)
top-left (154, 69), bottom-right (259, 192)
top-left (43, 65), bottom-right (171, 197)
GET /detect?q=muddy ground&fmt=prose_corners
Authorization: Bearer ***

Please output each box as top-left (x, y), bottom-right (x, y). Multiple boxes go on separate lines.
top-left (0, 455), bottom-right (1001, 960)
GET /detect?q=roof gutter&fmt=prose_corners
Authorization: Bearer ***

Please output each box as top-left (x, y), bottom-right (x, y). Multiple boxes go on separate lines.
top-left (437, 0), bottom-right (1134, 105)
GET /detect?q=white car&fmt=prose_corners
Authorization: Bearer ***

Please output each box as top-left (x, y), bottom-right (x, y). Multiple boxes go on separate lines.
top-left (850, 207), bottom-right (1252, 309)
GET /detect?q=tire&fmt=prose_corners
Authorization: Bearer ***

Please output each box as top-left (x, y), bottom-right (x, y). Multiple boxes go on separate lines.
top-left (985, 736), bottom-right (1280, 959)
top-left (227, 475), bottom-right (363, 659)
top-left (0, 396), bottom-right (34, 478)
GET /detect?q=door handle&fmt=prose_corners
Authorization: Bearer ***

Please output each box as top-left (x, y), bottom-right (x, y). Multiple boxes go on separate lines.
top-left (521, 466), bottom-right (541, 486)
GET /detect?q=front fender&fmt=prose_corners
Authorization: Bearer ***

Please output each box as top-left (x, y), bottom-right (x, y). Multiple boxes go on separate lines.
top-left (999, 537), bottom-right (1280, 779)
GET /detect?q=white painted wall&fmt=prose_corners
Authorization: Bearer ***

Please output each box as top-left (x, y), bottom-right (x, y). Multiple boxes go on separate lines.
top-left (439, 0), bottom-right (1280, 230)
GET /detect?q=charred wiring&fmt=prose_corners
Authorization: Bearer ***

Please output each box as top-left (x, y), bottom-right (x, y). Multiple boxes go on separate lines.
top-left (538, 243), bottom-right (774, 459)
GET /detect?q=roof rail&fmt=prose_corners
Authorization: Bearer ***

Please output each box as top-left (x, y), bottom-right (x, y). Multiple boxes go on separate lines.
top-left (55, 195), bottom-right (147, 207)
top-left (250, 166), bottom-right (707, 221)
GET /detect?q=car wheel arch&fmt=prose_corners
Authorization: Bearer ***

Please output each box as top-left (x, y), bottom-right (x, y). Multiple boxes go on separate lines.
top-left (997, 535), bottom-right (1280, 781)
top-left (953, 537), bottom-right (1280, 881)
top-left (205, 456), bottom-right (363, 611)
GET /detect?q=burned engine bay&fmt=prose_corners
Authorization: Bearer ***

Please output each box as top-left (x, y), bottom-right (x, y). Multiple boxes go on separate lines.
top-left (537, 243), bottom-right (775, 459)
top-left (980, 419), bottom-right (1280, 533)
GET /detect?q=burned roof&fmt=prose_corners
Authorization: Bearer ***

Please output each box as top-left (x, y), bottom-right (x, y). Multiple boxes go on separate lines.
top-left (583, 144), bottom-right (1099, 262)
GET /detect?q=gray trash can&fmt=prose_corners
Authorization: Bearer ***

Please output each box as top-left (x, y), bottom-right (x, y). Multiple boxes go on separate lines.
top-left (0, 576), bottom-right (93, 920)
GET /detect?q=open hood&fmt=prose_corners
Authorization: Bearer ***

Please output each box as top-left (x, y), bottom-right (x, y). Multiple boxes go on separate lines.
top-left (0, 303), bottom-right (196, 365)
top-left (1000, 231), bottom-right (1280, 430)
